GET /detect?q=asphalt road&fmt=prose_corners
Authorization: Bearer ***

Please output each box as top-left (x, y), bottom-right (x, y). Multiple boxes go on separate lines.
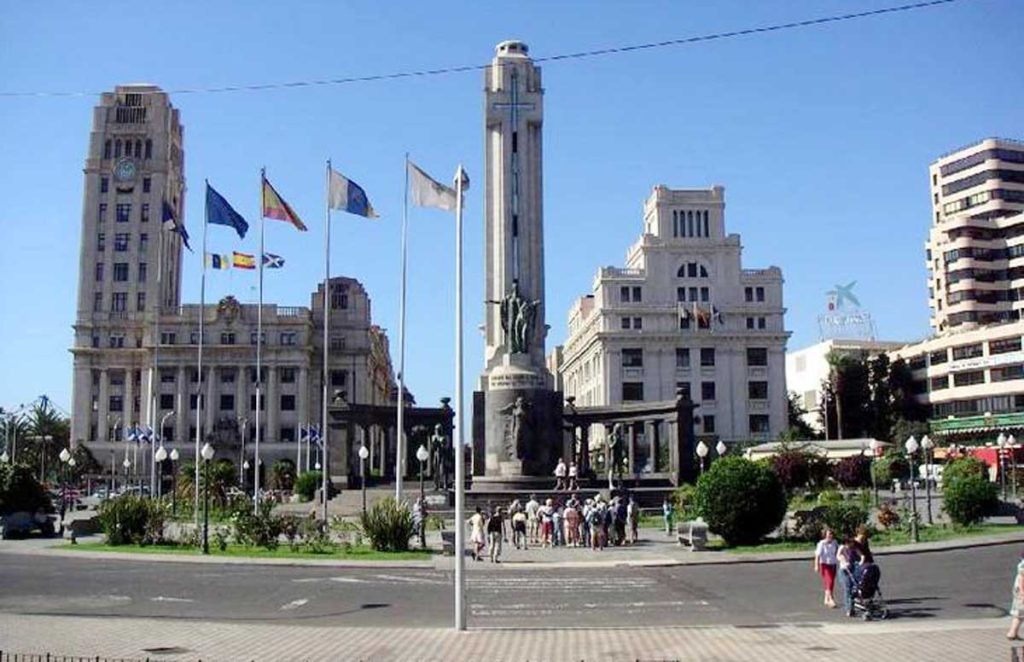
top-left (0, 544), bottom-right (1017, 628)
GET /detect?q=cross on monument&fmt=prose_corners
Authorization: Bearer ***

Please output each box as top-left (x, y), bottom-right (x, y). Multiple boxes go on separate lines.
top-left (490, 67), bottom-right (535, 283)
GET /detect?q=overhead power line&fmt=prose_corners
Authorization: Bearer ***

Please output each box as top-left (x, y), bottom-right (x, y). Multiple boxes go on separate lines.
top-left (0, 0), bottom-right (961, 99)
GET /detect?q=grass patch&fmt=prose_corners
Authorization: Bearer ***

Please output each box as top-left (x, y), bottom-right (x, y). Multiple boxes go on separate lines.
top-left (711, 523), bottom-right (1021, 554)
top-left (62, 541), bottom-right (433, 561)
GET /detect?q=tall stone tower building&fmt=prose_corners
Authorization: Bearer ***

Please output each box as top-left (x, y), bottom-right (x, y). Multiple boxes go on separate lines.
top-left (71, 85), bottom-right (186, 445)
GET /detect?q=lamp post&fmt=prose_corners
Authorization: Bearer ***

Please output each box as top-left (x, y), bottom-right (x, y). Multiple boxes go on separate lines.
top-left (869, 438), bottom-right (881, 507)
top-left (358, 444), bottom-right (369, 515)
top-left (715, 440), bottom-right (727, 457)
top-left (921, 434), bottom-right (934, 525)
top-left (157, 411), bottom-right (174, 498)
top-left (154, 445), bottom-right (168, 499)
top-left (243, 460), bottom-right (250, 493)
top-left (998, 432), bottom-right (1009, 501)
top-left (696, 440), bottom-right (709, 476)
top-left (904, 435), bottom-right (920, 543)
top-left (416, 444), bottom-right (429, 505)
top-left (59, 448), bottom-right (72, 531)
top-left (1010, 434), bottom-right (1019, 499)
top-left (201, 441), bottom-right (215, 554)
top-left (122, 457), bottom-right (131, 493)
top-left (169, 448), bottom-right (179, 516)
top-left (238, 416), bottom-right (248, 485)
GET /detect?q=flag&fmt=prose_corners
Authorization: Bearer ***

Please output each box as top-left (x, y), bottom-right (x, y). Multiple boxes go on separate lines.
top-left (161, 200), bottom-right (192, 252)
top-left (408, 161), bottom-right (457, 211)
top-left (263, 252), bottom-right (285, 269)
top-left (711, 304), bottom-right (724, 325)
top-left (262, 176), bottom-right (308, 231)
top-left (206, 183), bottom-right (249, 239)
top-left (328, 168), bottom-right (378, 218)
top-left (125, 426), bottom-right (138, 443)
top-left (205, 253), bottom-right (231, 270)
top-left (233, 251), bottom-right (256, 270)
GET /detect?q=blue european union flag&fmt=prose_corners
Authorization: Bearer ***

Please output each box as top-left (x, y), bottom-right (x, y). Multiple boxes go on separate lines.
top-left (206, 183), bottom-right (249, 239)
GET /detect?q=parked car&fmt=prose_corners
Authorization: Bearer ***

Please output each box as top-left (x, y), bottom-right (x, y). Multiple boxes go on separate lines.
top-left (0, 511), bottom-right (57, 539)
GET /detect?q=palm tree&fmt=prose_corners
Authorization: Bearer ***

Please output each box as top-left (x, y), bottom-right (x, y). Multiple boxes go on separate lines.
top-left (825, 350), bottom-right (850, 440)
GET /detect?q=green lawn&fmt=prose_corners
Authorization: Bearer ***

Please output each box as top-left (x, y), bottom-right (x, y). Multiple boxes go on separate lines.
top-left (713, 523), bottom-right (1021, 554)
top-left (62, 541), bottom-right (434, 561)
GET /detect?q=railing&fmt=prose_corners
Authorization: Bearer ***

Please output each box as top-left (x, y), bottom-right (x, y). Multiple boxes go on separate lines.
top-left (276, 306), bottom-right (308, 318)
top-left (741, 268), bottom-right (777, 279)
top-left (0, 653), bottom-right (152, 662)
top-left (598, 266), bottom-right (645, 279)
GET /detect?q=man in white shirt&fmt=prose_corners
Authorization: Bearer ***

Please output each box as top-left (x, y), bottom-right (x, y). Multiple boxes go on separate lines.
top-left (525, 494), bottom-right (540, 545)
top-left (554, 457), bottom-right (567, 490)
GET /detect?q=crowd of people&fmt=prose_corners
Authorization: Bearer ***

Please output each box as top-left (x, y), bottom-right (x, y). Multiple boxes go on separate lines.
top-left (467, 493), bottom-right (644, 562)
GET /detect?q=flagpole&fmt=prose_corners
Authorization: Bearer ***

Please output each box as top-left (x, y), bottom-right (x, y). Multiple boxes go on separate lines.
top-left (195, 182), bottom-right (209, 525)
top-left (454, 164), bottom-right (466, 631)
top-left (321, 160), bottom-right (331, 523)
top-left (395, 154), bottom-right (410, 503)
top-left (254, 170), bottom-right (265, 514)
top-left (150, 217), bottom-right (163, 498)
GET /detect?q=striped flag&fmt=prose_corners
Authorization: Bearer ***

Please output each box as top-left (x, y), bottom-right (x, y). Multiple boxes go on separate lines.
top-left (205, 253), bottom-right (231, 270)
top-left (233, 252), bottom-right (256, 270)
top-left (262, 176), bottom-right (308, 231)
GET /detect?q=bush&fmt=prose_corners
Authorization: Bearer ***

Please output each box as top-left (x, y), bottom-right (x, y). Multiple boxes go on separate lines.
top-left (359, 497), bottom-right (414, 552)
top-left (770, 450), bottom-right (816, 491)
top-left (0, 463), bottom-right (51, 515)
top-left (673, 484), bottom-right (698, 520)
top-left (944, 475), bottom-right (998, 526)
top-left (231, 498), bottom-right (282, 550)
top-left (270, 460), bottom-right (296, 492)
top-left (821, 503), bottom-right (869, 540)
top-left (294, 471), bottom-right (321, 502)
top-left (695, 457), bottom-right (787, 546)
top-left (871, 452), bottom-right (909, 487)
top-left (833, 455), bottom-right (872, 488)
top-left (943, 456), bottom-right (988, 486)
top-left (877, 502), bottom-right (901, 530)
top-left (98, 495), bottom-right (166, 545)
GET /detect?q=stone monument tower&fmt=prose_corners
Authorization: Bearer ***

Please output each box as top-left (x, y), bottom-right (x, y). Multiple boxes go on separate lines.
top-left (475, 41), bottom-right (563, 484)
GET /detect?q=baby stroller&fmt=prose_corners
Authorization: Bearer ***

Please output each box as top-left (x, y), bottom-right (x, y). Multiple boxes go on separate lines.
top-left (850, 562), bottom-right (889, 621)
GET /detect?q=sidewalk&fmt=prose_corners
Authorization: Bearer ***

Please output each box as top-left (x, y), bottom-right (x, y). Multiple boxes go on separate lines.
top-left (0, 613), bottom-right (1014, 661)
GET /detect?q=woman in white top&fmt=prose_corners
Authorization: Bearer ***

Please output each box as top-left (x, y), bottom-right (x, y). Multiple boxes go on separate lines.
top-left (468, 507), bottom-right (486, 562)
top-left (813, 528), bottom-right (840, 608)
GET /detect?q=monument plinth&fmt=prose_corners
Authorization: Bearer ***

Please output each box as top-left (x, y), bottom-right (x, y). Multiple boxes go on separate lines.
top-left (472, 40), bottom-right (565, 490)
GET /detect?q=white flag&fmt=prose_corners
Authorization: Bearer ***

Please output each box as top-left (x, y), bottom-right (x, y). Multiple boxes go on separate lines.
top-left (408, 161), bottom-right (457, 212)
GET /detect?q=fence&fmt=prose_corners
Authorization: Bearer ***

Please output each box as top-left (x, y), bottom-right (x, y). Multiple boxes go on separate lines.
top-left (0, 653), bottom-right (204, 662)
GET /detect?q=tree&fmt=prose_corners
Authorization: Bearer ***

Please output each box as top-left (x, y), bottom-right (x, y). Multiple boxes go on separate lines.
top-left (17, 398), bottom-right (70, 484)
top-left (782, 392), bottom-right (818, 441)
top-left (270, 459), bottom-right (296, 491)
top-left (868, 354), bottom-right (893, 440)
top-left (695, 456), bottom-right (787, 546)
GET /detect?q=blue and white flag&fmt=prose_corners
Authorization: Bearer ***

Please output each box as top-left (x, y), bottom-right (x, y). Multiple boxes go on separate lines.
top-left (125, 426), bottom-right (138, 443)
top-left (328, 168), bottom-right (378, 219)
top-left (263, 252), bottom-right (285, 269)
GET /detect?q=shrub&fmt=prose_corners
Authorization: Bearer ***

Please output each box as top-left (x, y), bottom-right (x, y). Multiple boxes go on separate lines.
top-left (231, 498), bottom-right (282, 550)
top-left (673, 484), bottom-right (698, 520)
top-left (270, 460), bottom-right (296, 492)
top-left (833, 455), bottom-right (872, 488)
top-left (877, 502), bottom-right (901, 530)
top-left (817, 488), bottom-right (844, 506)
top-left (695, 456), bottom-right (787, 546)
top-left (294, 471), bottom-right (321, 502)
top-left (943, 456), bottom-right (988, 486)
top-left (770, 450), bottom-right (815, 491)
top-left (821, 503), bottom-right (869, 540)
top-left (0, 463), bottom-right (51, 515)
top-left (944, 475), bottom-right (998, 526)
top-left (871, 452), bottom-right (909, 487)
top-left (98, 495), bottom-right (166, 545)
top-left (359, 497), bottom-right (414, 552)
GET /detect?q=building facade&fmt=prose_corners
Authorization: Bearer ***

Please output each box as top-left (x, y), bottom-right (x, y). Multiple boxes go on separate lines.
top-left (558, 185), bottom-right (790, 445)
top-left (69, 85), bottom-right (397, 479)
top-left (891, 137), bottom-right (1024, 441)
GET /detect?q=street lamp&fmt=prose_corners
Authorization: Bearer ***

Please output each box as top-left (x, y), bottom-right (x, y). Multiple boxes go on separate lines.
top-left (358, 444), bottom-right (370, 515)
top-left (243, 460), bottom-right (250, 493)
top-left (416, 444), bottom-right (429, 504)
top-left (869, 438), bottom-right (881, 507)
top-left (0, 450), bottom-right (8, 463)
top-left (156, 411), bottom-right (174, 498)
top-left (169, 448), bottom-right (179, 516)
top-left (59, 448), bottom-right (72, 530)
top-left (715, 440), bottom-right (727, 457)
top-left (122, 457), bottom-right (131, 492)
top-left (921, 435), bottom-right (934, 525)
top-left (1010, 434), bottom-right (1019, 499)
top-left (154, 445), bottom-right (168, 499)
top-left (201, 441), bottom-right (215, 555)
top-left (238, 416), bottom-right (248, 485)
top-left (696, 440), bottom-right (709, 475)
top-left (904, 435), bottom-right (920, 543)
top-left (999, 432), bottom-right (1009, 501)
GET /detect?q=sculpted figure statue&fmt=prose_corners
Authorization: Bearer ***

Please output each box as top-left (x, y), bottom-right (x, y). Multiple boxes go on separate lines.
top-left (486, 279), bottom-right (540, 354)
top-left (498, 396), bottom-right (530, 460)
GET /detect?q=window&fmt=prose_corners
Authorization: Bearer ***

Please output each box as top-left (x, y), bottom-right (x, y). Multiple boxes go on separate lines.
top-left (280, 332), bottom-right (297, 346)
top-left (679, 315), bottom-right (691, 330)
top-left (116, 203), bottom-right (131, 223)
top-left (993, 365), bottom-right (1024, 382)
top-left (220, 332), bottom-right (236, 345)
top-left (142, 177), bottom-right (151, 193)
top-left (160, 370), bottom-right (175, 383)
top-left (755, 287), bottom-right (765, 302)
top-left (114, 139), bottom-right (121, 157)
top-left (700, 287), bottom-right (709, 303)
top-left (930, 375), bottom-right (949, 391)
top-left (160, 394), bottom-right (175, 410)
top-left (990, 337), bottom-right (1022, 355)
top-left (703, 415), bottom-right (715, 434)
top-left (220, 370), bottom-right (235, 384)
top-left (161, 332), bottom-right (176, 345)
top-left (701, 381), bottom-right (716, 401)
top-left (138, 263), bottom-right (147, 283)
top-left (189, 394), bottom-right (199, 410)
top-left (109, 395), bottom-right (123, 412)
top-left (632, 316), bottom-right (642, 330)
top-left (675, 348), bottom-right (690, 368)
top-left (952, 343), bottom-right (983, 361)
top-left (700, 348), bottom-right (715, 367)
top-left (97, 233), bottom-right (106, 251)
top-left (91, 335), bottom-right (100, 348)
top-left (953, 370), bottom-right (985, 387)
top-left (280, 367), bottom-right (296, 383)
top-left (688, 263), bottom-right (697, 278)
top-left (622, 348), bottom-right (644, 368)
top-left (95, 262), bottom-right (105, 282)
top-left (677, 287), bottom-right (687, 302)
top-left (331, 285), bottom-right (348, 309)
top-left (250, 332), bottom-right (265, 345)
top-left (280, 426), bottom-right (296, 443)
top-left (746, 317), bottom-right (754, 330)
top-left (220, 394), bottom-right (235, 411)
top-left (622, 382), bottom-right (644, 401)
top-left (621, 317), bottom-right (631, 330)
top-left (748, 381), bottom-right (768, 400)
top-left (745, 287), bottom-right (753, 302)
top-left (113, 263), bottom-right (128, 282)
top-left (909, 355), bottom-right (927, 371)
top-left (100, 177), bottom-right (109, 194)
top-left (329, 336), bottom-right (345, 351)
top-left (98, 203), bottom-right (107, 223)
top-left (280, 395), bottom-right (296, 411)
top-left (136, 292), bottom-right (146, 311)
top-left (114, 233), bottom-right (129, 251)
top-left (103, 141), bottom-right (111, 159)
top-left (929, 349), bottom-right (948, 365)
top-left (746, 347), bottom-right (768, 366)
top-left (331, 370), bottom-right (347, 387)
top-left (749, 415), bottom-right (770, 435)
top-left (93, 292), bottom-right (103, 312)
top-left (145, 139), bottom-right (152, 159)
top-left (632, 286), bottom-right (642, 302)
top-left (249, 394), bottom-right (266, 411)
top-left (111, 292), bottom-right (127, 312)
top-left (140, 204), bottom-right (149, 223)
top-left (620, 286), bottom-right (630, 302)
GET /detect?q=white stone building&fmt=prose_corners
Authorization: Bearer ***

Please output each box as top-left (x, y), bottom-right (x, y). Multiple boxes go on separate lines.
top-left (69, 85), bottom-right (397, 480)
top-left (557, 185), bottom-right (790, 444)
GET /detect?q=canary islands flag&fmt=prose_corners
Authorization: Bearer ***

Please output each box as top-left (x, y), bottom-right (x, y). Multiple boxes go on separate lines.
top-left (205, 253), bottom-right (231, 270)
top-left (328, 168), bottom-right (378, 218)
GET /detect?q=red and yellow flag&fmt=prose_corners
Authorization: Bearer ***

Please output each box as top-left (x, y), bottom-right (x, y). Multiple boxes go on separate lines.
top-left (232, 251), bottom-right (256, 270)
top-left (262, 176), bottom-right (308, 231)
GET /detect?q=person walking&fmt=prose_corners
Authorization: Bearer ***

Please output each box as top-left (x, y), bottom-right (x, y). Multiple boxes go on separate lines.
top-left (511, 507), bottom-right (528, 549)
top-left (662, 496), bottom-right (675, 537)
top-left (554, 458), bottom-right (567, 490)
top-left (487, 507), bottom-right (507, 563)
top-left (567, 462), bottom-right (579, 491)
top-left (1007, 549), bottom-right (1024, 640)
top-left (627, 497), bottom-right (639, 545)
top-left (813, 528), bottom-right (839, 608)
top-left (468, 506), bottom-right (486, 562)
top-left (526, 494), bottom-right (540, 545)
top-left (837, 537), bottom-right (859, 617)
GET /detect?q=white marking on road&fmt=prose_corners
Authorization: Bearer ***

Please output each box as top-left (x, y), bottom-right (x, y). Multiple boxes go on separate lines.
top-left (280, 598), bottom-right (309, 610)
top-left (150, 596), bottom-right (195, 603)
top-left (372, 574), bottom-right (445, 585)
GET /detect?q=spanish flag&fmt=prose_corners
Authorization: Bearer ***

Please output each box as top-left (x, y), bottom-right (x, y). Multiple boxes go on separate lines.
top-left (262, 176), bottom-right (308, 231)
top-left (233, 251), bottom-right (256, 270)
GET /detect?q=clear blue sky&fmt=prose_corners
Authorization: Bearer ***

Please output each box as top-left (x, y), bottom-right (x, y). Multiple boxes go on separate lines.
top-left (1, 0), bottom-right (1021, 416)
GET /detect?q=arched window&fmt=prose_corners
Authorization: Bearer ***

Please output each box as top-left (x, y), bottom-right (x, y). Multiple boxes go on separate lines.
top-left (103, 140), bottom-right (112, 159)
top-left (677, 261), bottom-right (711, 278)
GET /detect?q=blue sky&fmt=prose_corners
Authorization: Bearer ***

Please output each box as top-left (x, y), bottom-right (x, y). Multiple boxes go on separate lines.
top-left (1, 0), bottom-right (1020, 415)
